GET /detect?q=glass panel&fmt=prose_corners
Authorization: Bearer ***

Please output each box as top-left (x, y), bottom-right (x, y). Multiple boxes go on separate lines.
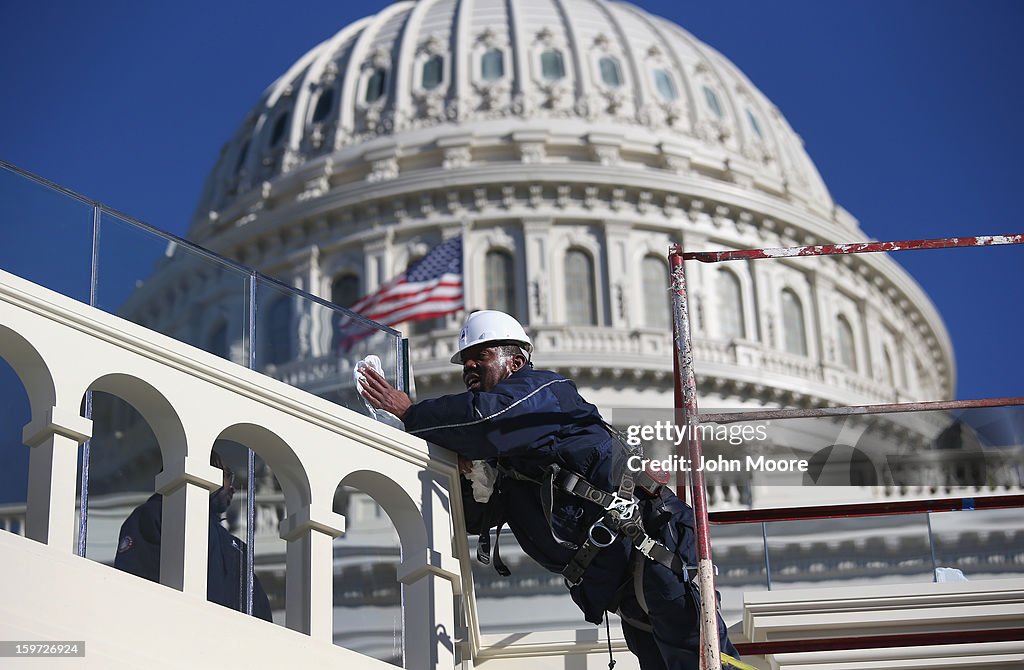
top-left (81, 391), bottom-right (162, 571)
top-left (333, 485), bottom-right (403, 664)
top-left (654, 69), bottom-right (677, 101)
top-left (270, 112), bottom-right (289, 147)
top-left (540, 50), bottom-right (565, 81)
top-left (565, 249), bottom-right (596, 325)
top-left (255, 276), bottom-right (402, 415)
top-left (716, 268), bottom-right (744, 339)
top-left (214, 439), bottom-right (284, 624)
top-left (471, 530), bottom-right (584, 634)
top-left (781, 288), bottom-right (807, 355)
top-left (313, 87), bottom-right (335, 123)
top-left (642, 257), bottom-right (670, 330)
top-left (0, 164), bottom-right (93, 303)
top-left (766, 514), bottom-right (935, 589)
top-left (0, 356), bottom-right (31, 536)
top-left (703, 85), bottom-right (723, 118)
top-left (599, 56), bottom-right (622, 87)
top-left (481, 48), bottom-right (504, 81)
top-left (421, 55), bottom-right (443, 90)
top-left (837, 315), bottom-right (857, 370)
top-left (94, 210), bottom-right (251, 365)
top-left (366, 69), bottom-right (386, 103)
top-left (746, 108), bottom-right (763, 138)
top-left (930, 508), bottom-right (1024, 581)
top-left (485, 250), bottom-right (515, 317)
top-left (710, 521), bottom-right (768, 627)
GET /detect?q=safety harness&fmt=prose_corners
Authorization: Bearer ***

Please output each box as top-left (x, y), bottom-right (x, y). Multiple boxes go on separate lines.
top-left (476, 425), bottom-right (704, 587)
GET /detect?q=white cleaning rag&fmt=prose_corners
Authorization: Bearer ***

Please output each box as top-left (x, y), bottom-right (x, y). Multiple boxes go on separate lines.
top-left (355, 355), bottom-right (405, 429)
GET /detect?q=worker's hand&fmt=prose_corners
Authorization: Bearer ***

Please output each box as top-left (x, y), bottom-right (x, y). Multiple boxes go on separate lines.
top-left (457, 456), bottom-right (473, 475)
top-left (358, 366), bottom-right (412, 420)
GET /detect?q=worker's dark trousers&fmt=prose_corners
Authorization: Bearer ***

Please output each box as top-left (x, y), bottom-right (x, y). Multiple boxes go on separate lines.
top-left (617, 557), bottom-right (737, 670)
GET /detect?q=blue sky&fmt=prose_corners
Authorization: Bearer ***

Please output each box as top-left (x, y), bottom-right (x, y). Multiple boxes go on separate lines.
top-left (1, 0), bottom-right (1022, 404)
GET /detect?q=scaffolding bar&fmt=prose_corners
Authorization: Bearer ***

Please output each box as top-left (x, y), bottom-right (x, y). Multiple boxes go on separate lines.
top-left (708, 494), bottom-right (1024, 525)
top-left (697, 396), bottom-right (1024, 425)
top-left (683, 233), bottom-right (1024, 263)
top-left (669, 247), bottom-right (722, 670)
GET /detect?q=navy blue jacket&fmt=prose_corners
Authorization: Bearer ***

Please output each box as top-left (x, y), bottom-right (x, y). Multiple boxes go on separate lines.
top-left (114, 494), bottom-right (273, 621)
top-left (404, 366), bottom-right (633, 620)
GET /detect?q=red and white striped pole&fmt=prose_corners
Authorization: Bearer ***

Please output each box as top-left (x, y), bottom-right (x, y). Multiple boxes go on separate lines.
top-left (669, 244), bottom-right (721, 670)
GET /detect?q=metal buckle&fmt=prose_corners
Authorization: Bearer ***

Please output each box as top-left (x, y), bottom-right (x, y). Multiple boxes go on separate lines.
top-left (588, 518), bottom-right (619, 548)
top-left (607, 493), bottom-right (638, 521)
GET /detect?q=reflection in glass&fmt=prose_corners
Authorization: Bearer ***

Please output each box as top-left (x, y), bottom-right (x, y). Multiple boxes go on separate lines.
top-left (481, 48), bottom-right (504, 81)
top-left (654, 69), bottom-right (677, 101)
top-left (421, 55), bottom-right (443, 90)
top-left (565, 249), bottom-right (596, 325)
top-left (0, 165), bottom-right (93, 303)
top-left (540, 50), bottom-right (565, 80)
top-left (78, 391), bottom-right (162, 567)
top-left (95, 210), bottom-right (251, 364)
top-left (333, 485), bottom-right (403, 665)
top-left (642, 256), bottom-right (670, 330)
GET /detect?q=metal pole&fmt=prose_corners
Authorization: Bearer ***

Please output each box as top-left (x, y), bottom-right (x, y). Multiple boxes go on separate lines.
top-left (245, 272), bottom-right (258, 617)
top-left (682, 233), bottom-right (1024, 263)
top-left (77, 204), bottom-right (102, 557)
top-left (669, 245), bottom-right (721, 670)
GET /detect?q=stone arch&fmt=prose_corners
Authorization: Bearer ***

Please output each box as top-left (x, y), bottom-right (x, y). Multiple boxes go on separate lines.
top-left (215, 423), bottom-right (310, 511)
top-left (338, 469), bottom-right (428, 558)
top-left (85, 373), bottom-right (187, 471)
top-left (0, 324), bottom-right (57, 423)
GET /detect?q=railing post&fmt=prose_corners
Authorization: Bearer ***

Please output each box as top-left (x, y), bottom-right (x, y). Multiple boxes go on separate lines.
top-left (279, 506), bottom-right (346, 639)
top-left (23, 407), bottom-right (92, 551)
top-left (154, 456), bottom-right (223, 596)
top-left (669, 245), bottom-right (722, 670)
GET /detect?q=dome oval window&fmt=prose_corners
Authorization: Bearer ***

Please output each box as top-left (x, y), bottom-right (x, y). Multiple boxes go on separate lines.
top-left (269, 112), bottom-right (289, 147)
top-left (653, 69), bottom-right (678, 101)
top-left (703, 85), bottom-right (723, 118)
top-left (746, 108), bottom-right (763, 139)
top-left (540, 49), bottom-right (565, 81)
top-left (312, 87), bottom-right (335, 123)
top-left (599, 56), bottom-right (623, 87)
top-left (481, 48), bottom-right (504, 81)
top-left (234, 139), bottom-right (250, 174)
top-left (365, 68), bottom-right (387, 103)
top-left (421, 55), bottom-right (444, 90)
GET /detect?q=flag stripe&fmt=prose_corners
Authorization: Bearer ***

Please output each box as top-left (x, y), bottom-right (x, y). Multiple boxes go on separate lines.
top-left (339, 235), bottom-right (463, 347)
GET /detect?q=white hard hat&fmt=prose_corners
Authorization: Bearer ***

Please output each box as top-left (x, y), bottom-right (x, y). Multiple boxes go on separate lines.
top-left (450, 310), bottom-right (533, 364)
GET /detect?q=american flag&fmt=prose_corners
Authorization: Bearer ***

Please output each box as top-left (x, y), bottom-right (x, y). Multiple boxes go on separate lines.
top-left (348, 235), bottom-right (463, 328)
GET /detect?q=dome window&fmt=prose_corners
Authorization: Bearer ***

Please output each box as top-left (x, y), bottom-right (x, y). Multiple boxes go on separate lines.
top-left (717, 269), bottom-right (745, 339)
top-left (781, 289), bottom-right (807, 356)
top-left (365, 68), bottom-right (387, 103)
top-left (599, 56), bottom-right (623, 88)
top-left (565, 249), bottom-right (597, 325)
top-left (540, 49), bottom-right (565, 81)
top-left (485, 250), bottom-right (516, 317)
top-left (481, 48), bottom-right (504, 81)
top-left (653, 69), bottom-right (678, 101)
top-left (421, 55), bottom-right (444, 90)
top-left (642, 256), bottom-right (670, 330)
top-left (269, 112), bottom-right (289, 147)
top-left (746, 109), bottom-right (763, 139)
top-left (837, 315), bottom-right (857, 371)
top-left (312, 87), bottom-right (335, 123)
top-left (234, 139), bottom-right (250, 174)
top-left (703, 85), bottom-right (723, 118)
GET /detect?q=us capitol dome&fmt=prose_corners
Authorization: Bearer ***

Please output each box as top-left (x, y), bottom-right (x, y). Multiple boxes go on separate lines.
top-left (186, 0), bottom-right (952, 417)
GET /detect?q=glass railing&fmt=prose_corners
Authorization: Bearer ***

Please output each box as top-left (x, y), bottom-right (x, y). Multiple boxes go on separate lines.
top-left (697, 402), bottom-right (1024, 626)
top-left (0, 161), bottom-right (407, 399)
top-left (0, 160), bottom-right (410, 653)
